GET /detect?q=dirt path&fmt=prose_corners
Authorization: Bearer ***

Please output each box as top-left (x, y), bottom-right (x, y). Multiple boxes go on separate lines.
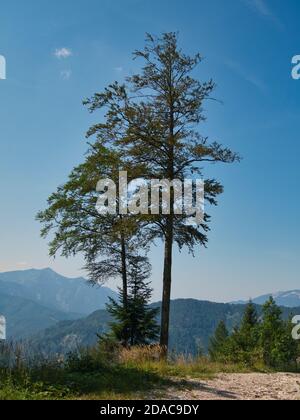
top-left (152, 373), bottom-right (300, 400)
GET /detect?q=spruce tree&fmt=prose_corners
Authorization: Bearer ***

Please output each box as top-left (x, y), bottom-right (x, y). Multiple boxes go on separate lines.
top-left (209, 321), bottom-right (229, 361)
top-left (239, 301), bottom-right (259, 349)
top-left (107, 256), bottom-right (159, 346)
top-left (240, 301), bottom-right (258, 331)
top-left (260, 297), bottom-right (282, 366)
top-left (230, 301), bottom-right (259, 365)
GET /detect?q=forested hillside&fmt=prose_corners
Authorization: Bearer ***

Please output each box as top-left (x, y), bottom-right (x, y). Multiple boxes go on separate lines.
top-left (0, 293), bottom-right (79, 338)
top-left (29, 299), bottom-right (300, 355)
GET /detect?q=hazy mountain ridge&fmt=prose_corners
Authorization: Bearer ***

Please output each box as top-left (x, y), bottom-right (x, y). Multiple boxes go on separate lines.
top-left (0, 292), bottom-right (80, 339)
top-left (233, 290), bottom-right (300, 308)
top-left (0, 268), bottom-right (117, 315)
top-left (0, 268), bottom-right (117, 338)
top-left (1, 268), bottom-right (299, 352)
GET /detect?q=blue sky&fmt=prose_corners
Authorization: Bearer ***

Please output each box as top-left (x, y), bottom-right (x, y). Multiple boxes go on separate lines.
top-left (0, 0), bottom-right (300, 302)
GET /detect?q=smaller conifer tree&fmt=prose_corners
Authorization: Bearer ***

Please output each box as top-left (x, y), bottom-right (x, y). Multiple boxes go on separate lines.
top-left (209, 320), bottom-right (229, 361)
top-left (107, 256), bottom-right (160, 346)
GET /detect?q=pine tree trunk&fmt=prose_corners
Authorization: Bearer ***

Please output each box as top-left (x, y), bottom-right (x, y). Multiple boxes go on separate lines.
top-left (120, 234), bottom-right (128, 309)
top-left (160, 64), bottom-right (175, 356)
top-left (120, 233), bottom-right (129, 347)
top-left (160, 216), bottom-right (173, 355)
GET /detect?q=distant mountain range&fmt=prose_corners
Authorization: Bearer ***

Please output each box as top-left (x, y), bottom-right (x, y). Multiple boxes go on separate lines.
top-left (232, 290), bottom-right (300, 308)
top-left (29, 300), bottom-right (245, 355)
top-left (0, 268), bottom-right (117, 338)
top-left (0, 268), bottom-right (117, 315)
top-left (29, 299), bottom-right (300, 356)
top-left (1, 268), bottom-right (300, 354)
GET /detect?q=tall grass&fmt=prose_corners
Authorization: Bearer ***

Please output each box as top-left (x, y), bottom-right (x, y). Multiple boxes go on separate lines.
top-left (118, 345), bottom-right (260, 379)
top-left (0, 341), bottom-right (274, 400)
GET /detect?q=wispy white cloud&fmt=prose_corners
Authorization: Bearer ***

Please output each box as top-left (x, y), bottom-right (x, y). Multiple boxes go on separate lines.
top-left (225, 59), bottom-right (267, 92)
top-left (60, 70), bottom-right (72, 80)
top-left (114, 66), bottom-right (123, 73)
top-left (242, 0), bottom-right (284, 29)
top-left (54, 47), bottom-right (73, 59)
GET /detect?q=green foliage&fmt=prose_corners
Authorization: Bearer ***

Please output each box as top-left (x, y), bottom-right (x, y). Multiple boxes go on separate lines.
top-left (37, 120), bottom-right (152, 348)
top-left (209, 321), bottom-right (228, 361)
top-left (260, 298), bottom-right (298, 368)
top-left (241, 301), bottom-right (258, 330)
top-left (209, 299), bottom-right (299, 369)
top-left (227, 302), bottom-right (260, 365)
top-left (37, 144), bottom-right (145, 285)
top-left (106, 256), bottom-right (160, 346)
top-left (65, 348), bottom-right (105, 373)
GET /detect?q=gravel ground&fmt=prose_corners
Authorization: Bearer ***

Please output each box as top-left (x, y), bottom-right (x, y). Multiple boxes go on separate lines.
top-left (151, 373), bottom-right (300, 400)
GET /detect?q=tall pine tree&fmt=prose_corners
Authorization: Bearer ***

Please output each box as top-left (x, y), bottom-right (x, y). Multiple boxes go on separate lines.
top-left (84, 33), bottom-right (240, 353)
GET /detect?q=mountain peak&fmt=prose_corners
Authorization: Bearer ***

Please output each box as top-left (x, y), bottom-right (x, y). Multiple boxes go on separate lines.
top-left (233, 289), bottom-right (300, 308)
